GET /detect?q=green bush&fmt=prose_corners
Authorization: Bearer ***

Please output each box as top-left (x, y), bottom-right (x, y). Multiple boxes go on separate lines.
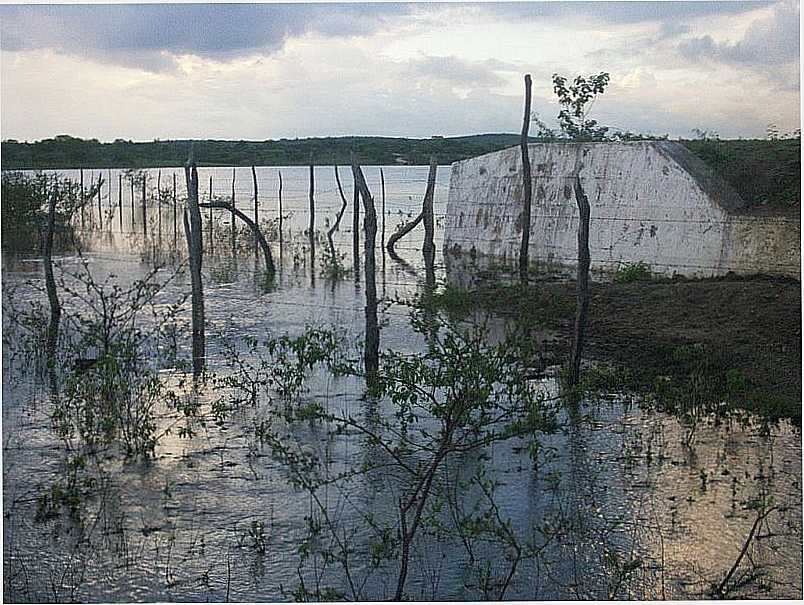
top-left (613, 262), bottom-right (653, 283)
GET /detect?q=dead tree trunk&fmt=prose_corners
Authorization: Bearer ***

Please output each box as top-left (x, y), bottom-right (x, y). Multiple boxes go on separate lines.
top-left (568, 173), bottom-right (591, 387)
top-left (351, 159), bottom-right (379, 382)
top-left (230, 167), bottom-right (236, 253)
top-left (387, 159), bottom-right (437, 259)
top-left (183, 159), bottom-right (205, 376)
top-left (44, 184), bottom-right (61, 358)
top-left (199, 201), bottom-right (275, 276)
top-left (518, 74), bottom-right (533, 283)
top-left (252, 165), bottom-right (259, 252)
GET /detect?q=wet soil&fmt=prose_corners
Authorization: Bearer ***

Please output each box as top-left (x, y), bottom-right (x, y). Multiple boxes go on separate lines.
top-left (440, 274), bottom-right (801, 420)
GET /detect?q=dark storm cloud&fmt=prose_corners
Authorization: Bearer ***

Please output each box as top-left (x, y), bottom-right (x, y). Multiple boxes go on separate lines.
top-left (0, 3), bottom-right (411, 70)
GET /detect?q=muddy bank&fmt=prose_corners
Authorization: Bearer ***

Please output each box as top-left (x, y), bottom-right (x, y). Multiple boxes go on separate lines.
top-left (428, 275), bottom-right (801, 421)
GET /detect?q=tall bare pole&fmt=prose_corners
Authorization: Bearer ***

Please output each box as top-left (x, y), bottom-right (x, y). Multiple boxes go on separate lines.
top-left (308, 156), bottom-right (316, 266)
top-left (97, 172), bottom-right (103, 230)
top-left (157, 169), bottom-right (162, 240)
top-left (568, 172), bottom-right (591, 387)
top-left (44, 184), bottom-right (61, 358)
top-left (278, 170), bottom-right (283, 245)
top-left (518, 74), bottom-right (533, 283)
top-left (352, 170), bottom-right (360, 273)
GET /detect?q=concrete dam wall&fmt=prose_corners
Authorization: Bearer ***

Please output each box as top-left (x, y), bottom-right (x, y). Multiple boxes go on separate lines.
top-left (443, 141), bottom-right (800, 279)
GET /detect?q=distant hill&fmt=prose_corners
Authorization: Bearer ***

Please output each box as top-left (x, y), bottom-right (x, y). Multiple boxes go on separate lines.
top-left (0, 134), bottom-right (529, 169)
top-left (2, 134), bottom-right (798, 208)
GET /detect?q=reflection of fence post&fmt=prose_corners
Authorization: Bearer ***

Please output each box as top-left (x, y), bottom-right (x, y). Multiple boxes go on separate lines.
top-left (568, 171), bottom-right (591, 387)
top-left (252, 165), bottom-right (259, 253)
top-left (351, 158), bottom-right (379, 382)
top-left (519, 74), bottom-right (533, 283)
top-left (184, 156), bottom-right (205, 377)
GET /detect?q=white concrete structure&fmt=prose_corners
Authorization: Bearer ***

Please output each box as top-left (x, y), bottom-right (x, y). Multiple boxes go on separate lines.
top-left (444, 142), bottom-right (799, 279)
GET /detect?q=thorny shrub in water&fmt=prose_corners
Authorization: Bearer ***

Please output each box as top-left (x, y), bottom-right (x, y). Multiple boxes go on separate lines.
top-left (215, 312), bottom-right (560, 600)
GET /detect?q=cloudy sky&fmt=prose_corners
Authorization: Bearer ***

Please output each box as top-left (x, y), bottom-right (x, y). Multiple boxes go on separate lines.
top-left (0, 1), bottom-right (799, 142)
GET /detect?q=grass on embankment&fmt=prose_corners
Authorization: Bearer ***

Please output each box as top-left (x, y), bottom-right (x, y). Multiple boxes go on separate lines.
top-left (423, 274), bottom-right (802, 422)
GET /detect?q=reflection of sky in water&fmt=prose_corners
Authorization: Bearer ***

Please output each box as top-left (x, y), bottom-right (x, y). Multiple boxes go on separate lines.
top-left (2, 166), bottom-right (801, 601)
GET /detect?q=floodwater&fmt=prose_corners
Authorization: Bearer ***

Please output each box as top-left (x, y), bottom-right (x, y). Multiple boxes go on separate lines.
top-left (2, 165), bottom-right (802, 601)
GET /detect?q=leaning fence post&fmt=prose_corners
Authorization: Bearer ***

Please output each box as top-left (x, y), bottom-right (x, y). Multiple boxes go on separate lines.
top-left (568, 170), bottom-right (591, 387)
top-left (519, 74), bottom-right (533, 283)
top-left (387, 159), bottom-right (436, 259)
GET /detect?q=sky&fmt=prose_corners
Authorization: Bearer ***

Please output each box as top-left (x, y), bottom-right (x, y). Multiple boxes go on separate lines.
top-left (0, 1), bottom-right (800, 142)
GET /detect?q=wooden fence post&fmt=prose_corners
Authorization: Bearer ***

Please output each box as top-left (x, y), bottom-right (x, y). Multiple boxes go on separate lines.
top-left (309, 156), bottom-right (316, 266)
top-left (568, 171), bottom-right (591, 387)
top-left (352, 169), bottom-right (360, 273)
top-left (157, 169), bottom-right (163, 240)
top-left (380, 167), bottom-right (386, 259)
top-left (387, 159), bottom-right (437, 259)
top-left (97, 172), bottom-right (103, 230)
top-left (80, 168), bottom-right (85, 230)
top-left (44, 183), bottom-right (61, 358)
top-left (118, 174), bottom-right (123, 231)
top-left (173, 172), bottom-right (178, 248)
top-left (252, 165), bottom-right (259, 252)
top-left (422, 156), bottom-right (436, 262)
top-left (208, 175), bottom-right (214, 253)
top-left (184, 156), bottom-right (205, 376)
top-left (519, 74), bottom-right (533, 283)
top-left (351, 158), bottom-right (379, 382)
top-left (278, 169), bottom-right (283, 246)
top-left (230, 167), bottom-right (236, 253)
top-left (141, 173), bottom-right (147, 238)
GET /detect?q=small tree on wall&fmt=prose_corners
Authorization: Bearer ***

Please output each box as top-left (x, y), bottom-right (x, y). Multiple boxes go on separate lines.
top-left (551, 72), bottom-right (611, 141)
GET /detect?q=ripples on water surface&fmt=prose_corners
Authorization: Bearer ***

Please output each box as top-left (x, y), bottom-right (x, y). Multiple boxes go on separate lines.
top-left (2, 166), bottom-right (801, 601)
